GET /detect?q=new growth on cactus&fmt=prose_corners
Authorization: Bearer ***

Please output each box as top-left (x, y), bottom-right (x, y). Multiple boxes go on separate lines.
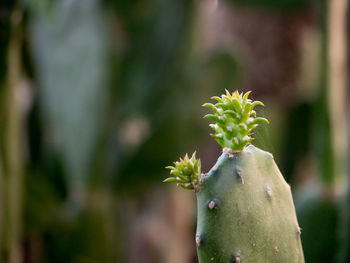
top-left (164, 90), bottom-right (268, 190)
top-left (165, 90), bottom-right (304, 263)
top-left (203, 90), bottom-right (268, 151)
top-left (165, 152), bottom-right (202, 190)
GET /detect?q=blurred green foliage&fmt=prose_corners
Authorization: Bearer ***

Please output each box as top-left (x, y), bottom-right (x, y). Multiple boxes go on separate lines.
top-left (0, 0), bottom-right (348, 262)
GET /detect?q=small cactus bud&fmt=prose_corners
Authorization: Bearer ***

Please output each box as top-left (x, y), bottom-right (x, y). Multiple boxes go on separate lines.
top-left (165, 152), bottom-right (201, 190)
top-left (203, 90), bottom-right (268, 151)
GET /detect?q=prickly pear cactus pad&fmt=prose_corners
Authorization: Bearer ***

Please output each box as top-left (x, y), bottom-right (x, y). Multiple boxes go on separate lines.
top-left (203, 90), bottom-right (268, 151)
top-left (196, 145), bottom-right (304, 263)
top-left (165, 90), bottom-right (304, 263)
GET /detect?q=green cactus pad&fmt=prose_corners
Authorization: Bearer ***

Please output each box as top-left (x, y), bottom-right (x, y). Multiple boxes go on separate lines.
top-left (165, 152), bottom-right (202, 190)
top-left (203, 90), bottom-right (268, 151)
top-left (196, 145), bottom-right (304, 263)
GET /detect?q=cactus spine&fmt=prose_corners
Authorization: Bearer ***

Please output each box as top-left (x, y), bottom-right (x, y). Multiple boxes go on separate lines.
top-left (165, 90), bottom-right (304, 262)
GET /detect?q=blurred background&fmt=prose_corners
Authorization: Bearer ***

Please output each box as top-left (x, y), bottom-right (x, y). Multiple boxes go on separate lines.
top-left (0, 0), bottom-right (349, 262)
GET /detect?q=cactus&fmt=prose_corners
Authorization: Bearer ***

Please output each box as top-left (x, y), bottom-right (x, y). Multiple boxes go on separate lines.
top-left (165, 152), bottom-right (202, 191)
top-left (165, 90), bottom-right (304, 262)
top-left (203, 90), bottom-right (268, 151)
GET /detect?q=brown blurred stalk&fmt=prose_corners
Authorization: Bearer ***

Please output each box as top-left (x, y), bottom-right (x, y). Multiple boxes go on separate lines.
top-left (328, 1), bottom-right (349, 262)
top-left (328, 0), bottom-right (348, 193)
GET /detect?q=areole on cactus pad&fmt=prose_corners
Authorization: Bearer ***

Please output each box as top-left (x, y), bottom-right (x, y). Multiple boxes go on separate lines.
top-left (165, 90), bottom-right (304, 263)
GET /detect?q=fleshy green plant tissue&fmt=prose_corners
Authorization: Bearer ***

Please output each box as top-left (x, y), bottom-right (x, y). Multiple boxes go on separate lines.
top-left (165, 90), bottom-right (304, 263)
